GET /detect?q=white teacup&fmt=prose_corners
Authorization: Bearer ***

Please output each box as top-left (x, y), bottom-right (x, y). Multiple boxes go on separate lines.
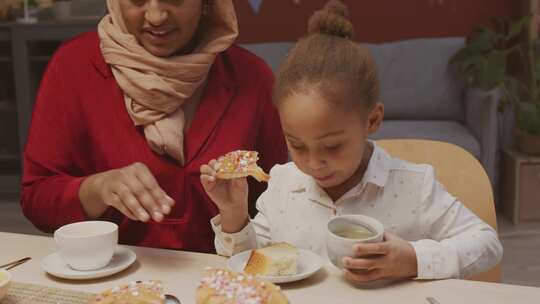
top-left (54, 221), bottom-right (118, 271)
top-left (326, 215), bottom-right (384, 269)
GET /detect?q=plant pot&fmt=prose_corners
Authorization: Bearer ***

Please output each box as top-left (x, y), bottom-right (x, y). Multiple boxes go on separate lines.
top-left (53, 1), bottom-right (71, 21)
top-left (516, 128), bottom-right (540, 155)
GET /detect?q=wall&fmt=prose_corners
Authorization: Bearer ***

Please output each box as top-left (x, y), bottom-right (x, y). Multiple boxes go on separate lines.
top-left (234, 0), bottom-right (521, 43)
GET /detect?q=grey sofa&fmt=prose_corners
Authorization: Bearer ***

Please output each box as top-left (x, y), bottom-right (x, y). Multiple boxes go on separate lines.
top-left (241, 37), bottom-right (499, 184)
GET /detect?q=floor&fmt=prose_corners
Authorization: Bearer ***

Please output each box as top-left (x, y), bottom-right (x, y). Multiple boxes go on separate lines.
top-left (497, 217), bottom-right (540, 287)
top-left (1, 195), bottom-right (539, 287)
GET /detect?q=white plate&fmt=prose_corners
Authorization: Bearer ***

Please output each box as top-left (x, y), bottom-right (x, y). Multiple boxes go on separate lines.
top-left (227, 249), bottom-right (323, 284)
top-left (42, 247), bottom-right (136, 280)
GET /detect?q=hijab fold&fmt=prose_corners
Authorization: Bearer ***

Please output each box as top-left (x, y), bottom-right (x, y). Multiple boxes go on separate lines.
top-left (97, 0), bottom-right (238, 164)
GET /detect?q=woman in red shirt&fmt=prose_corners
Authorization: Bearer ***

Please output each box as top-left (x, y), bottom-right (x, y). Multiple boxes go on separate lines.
top-left (20, 0), bottom-right (287, 253)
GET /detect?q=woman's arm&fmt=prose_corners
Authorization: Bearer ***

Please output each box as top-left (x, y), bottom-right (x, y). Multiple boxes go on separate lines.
top-left (21, 53), bottom-right (173, 232)
top-left (20, 54), bottom-right (92, 232)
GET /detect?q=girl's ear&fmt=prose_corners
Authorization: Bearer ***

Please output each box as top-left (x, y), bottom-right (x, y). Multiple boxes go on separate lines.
top-left (366, 102), bottom-right (384, 135)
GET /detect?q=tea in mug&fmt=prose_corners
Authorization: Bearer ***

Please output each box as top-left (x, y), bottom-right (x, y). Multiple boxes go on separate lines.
top-left (334, 224), bottom-right (375, 239)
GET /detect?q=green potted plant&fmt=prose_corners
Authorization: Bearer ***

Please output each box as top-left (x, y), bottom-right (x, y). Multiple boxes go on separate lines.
top-left (452, 16), bottom-right (540, 155)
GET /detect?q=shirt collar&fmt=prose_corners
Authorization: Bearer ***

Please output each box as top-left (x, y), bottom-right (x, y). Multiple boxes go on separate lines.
top-left (360, 141), bottom-right (391, 188)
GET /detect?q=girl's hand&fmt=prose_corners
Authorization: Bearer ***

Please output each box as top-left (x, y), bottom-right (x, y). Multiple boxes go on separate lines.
top-left (342, 232), bottom-right (418, 284)
top-left (200, 159), bottom-right (249, 233)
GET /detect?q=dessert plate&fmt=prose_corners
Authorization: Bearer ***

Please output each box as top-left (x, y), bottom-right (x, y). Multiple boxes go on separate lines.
top-left (227, 249), bottom-right (323, 284)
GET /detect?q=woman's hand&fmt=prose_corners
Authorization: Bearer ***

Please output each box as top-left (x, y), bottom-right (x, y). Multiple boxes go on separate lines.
top-left (342, 232), bottom-right (418, 284)
top-left (79, 162), bottom-right (175, 222)
top-left (200, 159), bottom-right (249, 233)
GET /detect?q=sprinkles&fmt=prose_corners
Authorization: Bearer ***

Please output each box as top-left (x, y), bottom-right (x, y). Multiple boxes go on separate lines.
top-left (198, 268), bottom-right (280, 304)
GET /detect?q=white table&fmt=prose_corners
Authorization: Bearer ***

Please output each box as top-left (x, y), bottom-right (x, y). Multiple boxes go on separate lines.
top-left (1, 232), bottom-right (538, 303)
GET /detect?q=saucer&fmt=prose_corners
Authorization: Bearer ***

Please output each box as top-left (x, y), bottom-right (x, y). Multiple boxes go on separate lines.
top-left (42, 247), bottom-right (136, 280)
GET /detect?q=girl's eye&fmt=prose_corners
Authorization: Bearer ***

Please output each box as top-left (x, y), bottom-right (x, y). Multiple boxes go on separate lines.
top-left (287, 138), bottom-right (305, 150)
top-left (130, 0), bottom-right (146, 6)
top-left (325, 144), bottom-right (342, 151)
top-left (163, 0), bottom-right (184, 5)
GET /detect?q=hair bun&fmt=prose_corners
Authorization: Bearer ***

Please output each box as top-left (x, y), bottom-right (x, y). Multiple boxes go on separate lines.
top-left (307, 0), bottom-right (354, 39)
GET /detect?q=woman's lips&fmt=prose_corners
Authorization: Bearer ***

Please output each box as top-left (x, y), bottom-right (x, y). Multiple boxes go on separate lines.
top-left (143, 28), bottom-right (176, 44)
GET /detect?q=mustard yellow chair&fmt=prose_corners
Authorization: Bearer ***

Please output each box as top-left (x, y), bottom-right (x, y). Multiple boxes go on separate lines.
top-left (376, 139), bottom-right (501, 283)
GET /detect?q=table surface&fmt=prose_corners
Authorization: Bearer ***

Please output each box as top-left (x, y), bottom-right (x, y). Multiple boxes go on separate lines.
top-left (1, 232), bottom-right (538, 304)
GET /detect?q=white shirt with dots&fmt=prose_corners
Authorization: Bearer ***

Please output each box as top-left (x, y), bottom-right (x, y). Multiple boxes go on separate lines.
top-left (210, 143), bottom-right (503, 280)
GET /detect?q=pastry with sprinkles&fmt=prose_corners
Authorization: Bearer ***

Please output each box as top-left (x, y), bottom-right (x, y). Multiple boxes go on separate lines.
top-left (88, 280), bottom-right (165, 304)
top-left (215, 150), bottom-right (270, 182)
top-left (196, 268), bottom-right (289, 304)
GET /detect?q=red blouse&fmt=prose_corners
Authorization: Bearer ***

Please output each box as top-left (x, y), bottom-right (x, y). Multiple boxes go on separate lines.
top-left (20, 32), bottom-right (287, 253)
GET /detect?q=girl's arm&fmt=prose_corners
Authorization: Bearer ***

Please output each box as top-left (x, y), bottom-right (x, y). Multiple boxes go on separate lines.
top-left (210, 166), bottom-right (284, 257)
top-left (211, 193), bottom-right (273, 257)
top-left (411, 167), bottom-right (503, 279)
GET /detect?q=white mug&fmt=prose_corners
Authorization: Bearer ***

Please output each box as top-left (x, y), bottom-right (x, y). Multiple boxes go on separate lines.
top-left (326, 214), bottom-right (384, 269)
top-left (54, 221), bottom-right (118, 271)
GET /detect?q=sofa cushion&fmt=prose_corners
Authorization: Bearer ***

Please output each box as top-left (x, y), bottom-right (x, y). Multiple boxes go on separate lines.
top-left (241, 38), bottom-right (466, 121)
top-left (370, 120), bottom-right (481, 159)
top-left (364, 38), bottom-right (466, 121)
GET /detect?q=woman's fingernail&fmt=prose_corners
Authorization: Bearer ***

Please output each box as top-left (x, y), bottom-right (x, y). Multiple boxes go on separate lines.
top-left (162, 204), bottom-right (171, 214)
top-left (139, 211), bottom-right (149, 222)
top-left (342, 257), bottom-right (349, 265)
top-left (153, 212), bottom-right (164, 222)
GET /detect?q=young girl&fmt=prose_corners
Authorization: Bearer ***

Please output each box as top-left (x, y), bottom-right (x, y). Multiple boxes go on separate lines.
top-left (200, 0), bottom-right (502, 283)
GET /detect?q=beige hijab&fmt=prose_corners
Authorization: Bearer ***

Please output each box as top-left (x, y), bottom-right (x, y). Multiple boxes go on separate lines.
top-left (98, 0), bottom-right (238, 164)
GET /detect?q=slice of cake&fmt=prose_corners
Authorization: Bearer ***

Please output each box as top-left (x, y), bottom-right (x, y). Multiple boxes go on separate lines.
top-left (244, 243), bottom-right (299, 277)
